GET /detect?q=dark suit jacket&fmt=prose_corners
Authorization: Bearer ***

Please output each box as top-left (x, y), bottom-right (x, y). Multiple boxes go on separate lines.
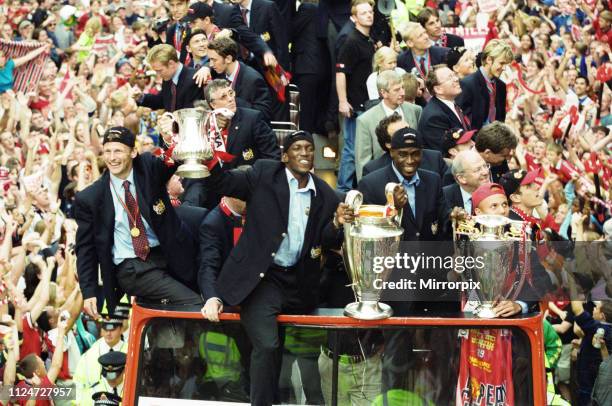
top-left (205, 159), bottom-right (340, 306)
top-left (233, 61), bottom-right (273, 120)
top-left (362, 150), bottom-right (448, 179)
top-left (291, 3), bottom-right (329, 76)
top-left (248, 0), bottom-right (290, 69)
top-left (138, 65), bottom-right (203, 111)
top-left (74, 154), bottom-right (199, 312)
top-left (397, 46), bottom-right (449, 74)
top-left (202, 107), bottom-right (281, 209)
top-left (456, 69), bottom-right (507, 130)
top-left (166, 23), bottom-right (191, 64)
top-left (417, 96), bottom-right (467, 153)
top-left (213, 1), bottom-right (271, 59)
top-left (198, 205), bottom-right (241, 299)
top-left (443, 183), bottom-right (466, 211)
top-left (358, 166), bottom-right (450, 241)
top-left (441, 33), bottom-right (464, 48)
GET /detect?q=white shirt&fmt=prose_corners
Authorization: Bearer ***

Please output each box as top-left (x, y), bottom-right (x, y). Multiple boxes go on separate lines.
top-left (380, 100), bottom-right (404, 119)
top-left (437, 96), bottom-right (463, 123)
top-left (226, 61), bottom-right (240, 84)
top-left (99, 339), bottom-right (126, 355)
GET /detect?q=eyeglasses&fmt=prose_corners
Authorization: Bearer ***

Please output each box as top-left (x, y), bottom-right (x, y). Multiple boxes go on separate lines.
top-left (213, 88), bottom-right (235, 101)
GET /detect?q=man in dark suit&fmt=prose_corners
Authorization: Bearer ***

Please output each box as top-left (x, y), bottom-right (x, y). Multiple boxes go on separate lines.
top-left (358, 127), bottom-right (450, 242)
top-left (194, 79), bottom-right (280, 209)
top-left (397, 22), bottom-right (448, 78)
top-left (416, 7), bottom-right (464, 48)
top-left (201, 131), bottom-right (343, 405)
top-left (167, 0), bottom-right (276, 67)
top-left (418, 65), bottom-right (471, 153)
top-left (74, 127), bottom-right (202, 318)
top-left (362, 112), bottom-right (448, 179)
top-left (291, 1), bottom-right (332, 134)
top-left (134, 44), bottom-right (204, 112)
top-left (207, 36), bottom-right (273, 120)
top-left (456, 39), bottom-right (513, 130)
top-left (228, 0), bottom-right (290, 69)
top-left (443, 149), bottom-right (491, 213)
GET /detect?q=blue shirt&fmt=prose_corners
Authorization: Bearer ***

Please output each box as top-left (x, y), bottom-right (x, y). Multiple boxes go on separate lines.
top-left (171, 63), bottom-right (183, 86)
top-left (460, 186), bottom-right (472, 214)
top-left (0, 59), bottom-right (15, 94)
top-left (110, 169), bottom-right (160, 265)
top-left (391, 163), bottom-right (420, 217)
top-left (273, 169), bottom-right (316, 267)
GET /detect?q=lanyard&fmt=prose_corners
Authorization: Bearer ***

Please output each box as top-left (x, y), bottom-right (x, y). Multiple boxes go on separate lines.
top-left (412, 50), bottom-right (431, 78)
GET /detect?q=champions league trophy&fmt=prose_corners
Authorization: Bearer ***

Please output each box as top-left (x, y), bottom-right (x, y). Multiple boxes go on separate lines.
top-left (453, 214), bottom-right (530, 318)
top-left (163, 108), bottom-right (214, 178)
top-left (342, 184), bottom-right (404, 320)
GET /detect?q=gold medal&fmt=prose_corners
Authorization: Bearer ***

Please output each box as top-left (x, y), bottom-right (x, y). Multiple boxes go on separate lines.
top-left (131, 227), bottom-right (140, 238)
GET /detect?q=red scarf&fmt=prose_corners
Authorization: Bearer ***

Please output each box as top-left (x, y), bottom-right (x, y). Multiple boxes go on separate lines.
top-left (219, 198), bottom-right (244, 246)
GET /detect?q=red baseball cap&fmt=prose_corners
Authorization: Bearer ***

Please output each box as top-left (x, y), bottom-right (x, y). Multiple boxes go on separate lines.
top-left (471, 182), bottom-right (506, 213)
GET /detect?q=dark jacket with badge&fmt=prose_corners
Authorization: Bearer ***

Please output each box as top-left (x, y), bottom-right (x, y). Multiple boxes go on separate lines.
top-left (74, 153), bottom-right (199, 312)
top-left (138, 65), bottom-right (204, 112)
top-left (205, 159), bottom-right (340, 307)
top-left (456, 69), bottom-right (507, 130)
top-left (198, 107), bottom-right (280, 209)
top-left (358, 166), bottom-right (450, 241)
top-left (247, 0), bottom-right (290, 69)
top-left (232, 61), bottom-right (273, 121)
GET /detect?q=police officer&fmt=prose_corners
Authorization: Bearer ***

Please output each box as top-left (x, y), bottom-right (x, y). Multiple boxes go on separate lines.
top-left (92, 391), bottom-right (122, 406)
top-left (74, 313), bottom-right (129, 404)
top-left (81, 352), bottom-right (127, 406)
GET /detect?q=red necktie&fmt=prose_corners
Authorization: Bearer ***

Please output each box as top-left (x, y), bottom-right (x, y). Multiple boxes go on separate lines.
top-left (454, 103), bottom-right (471, 129)
top-left (485, 79), bottom-right (496, 123)
top-left (170, 82), bottom-right (177, 112)
top-left (123, 181), bottom-right (149, 260)
top-left (420, 57), bottom-right (427, 77)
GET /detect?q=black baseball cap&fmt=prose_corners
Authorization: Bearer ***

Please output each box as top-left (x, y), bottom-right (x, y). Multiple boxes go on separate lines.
top-left (184, 2), bottom-right (214, 22)
top-left (103, 127), bottom-right (135, 148)
top-left (390, 127), bottom-right (423, 149)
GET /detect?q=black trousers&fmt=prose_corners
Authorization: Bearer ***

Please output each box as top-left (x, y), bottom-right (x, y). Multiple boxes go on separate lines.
top-left (116, 248), bottom-right (202, 305)
top-left (239, 266), bottom-right (309, 406)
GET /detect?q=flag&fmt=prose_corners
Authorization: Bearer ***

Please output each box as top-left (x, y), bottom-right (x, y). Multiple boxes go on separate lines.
top-left (0, 39), bottom-right (48, 94)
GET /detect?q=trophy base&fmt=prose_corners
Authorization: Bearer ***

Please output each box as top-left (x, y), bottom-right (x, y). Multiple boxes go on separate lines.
top-left (474, 304), bottom-right (497, 319)
top-left (344, 301), bottom-right (393, 320)
top-left (176, 161), bottom-right (210, 178)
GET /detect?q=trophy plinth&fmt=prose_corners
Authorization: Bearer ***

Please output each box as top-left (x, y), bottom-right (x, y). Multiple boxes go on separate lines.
top-left (175, 159), bottom-right (210, 178)
top-left (473, 304), bottom-right (497, 319)
top-left (344, 301), bottom-right (393, 320)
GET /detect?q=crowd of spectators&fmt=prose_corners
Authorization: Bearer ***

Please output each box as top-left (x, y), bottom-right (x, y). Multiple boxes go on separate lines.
top-left (0, 0), bottom-right (610, 404)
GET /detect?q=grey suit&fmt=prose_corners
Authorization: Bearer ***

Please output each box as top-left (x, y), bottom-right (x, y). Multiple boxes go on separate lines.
top-left (355, 101), bottom-right (422, 180)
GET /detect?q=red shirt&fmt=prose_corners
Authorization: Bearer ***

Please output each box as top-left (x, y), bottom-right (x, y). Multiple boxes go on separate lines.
top-left (550, 159), bottom-right (579, 184)
top-left (19, 313), bottom-right (42, 360)
top-left (524, 153), bottom-right (543, 172)
top-left (12, 375), bottom-right (54, 406)
top-left (593, 18), bottom-right (612, 50)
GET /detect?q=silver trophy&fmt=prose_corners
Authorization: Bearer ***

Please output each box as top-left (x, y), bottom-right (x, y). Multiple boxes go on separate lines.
top-left (453, 214), bottom-right (530, 318)
top-left (164, 108), bottom-right (214, 178)
top-left (343, 184), bottom-right (404, 320)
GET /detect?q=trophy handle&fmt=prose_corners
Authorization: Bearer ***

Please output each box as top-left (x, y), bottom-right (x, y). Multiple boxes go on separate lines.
top-left (384, 183), bottom-right (403, 227)
top-left (161, 111), bottom-right (178, 144)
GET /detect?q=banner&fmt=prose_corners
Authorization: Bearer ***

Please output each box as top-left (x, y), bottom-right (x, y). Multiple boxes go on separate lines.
top-left (443, 27), bottom-right (488, 51)
top-left (0, 40), bottom-right (48, 94)
top-left (456, 329), bottom-right (515, 406)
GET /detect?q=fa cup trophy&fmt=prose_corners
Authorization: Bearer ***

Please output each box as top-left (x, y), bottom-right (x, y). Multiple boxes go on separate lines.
top-left (163, 108), bottom-right (214, 178)
top-left (453, 214), bottom-right (530, 318)
top-left (342, 184), bottom-right (404, 320)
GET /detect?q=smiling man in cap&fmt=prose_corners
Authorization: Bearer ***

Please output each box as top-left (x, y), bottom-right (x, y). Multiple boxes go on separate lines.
top-left (74, 126), bottom-right (203, 320)
top-left (202, 130), bottom-right (344, 404)
top-left (359, 127), bottom-right (450, 242)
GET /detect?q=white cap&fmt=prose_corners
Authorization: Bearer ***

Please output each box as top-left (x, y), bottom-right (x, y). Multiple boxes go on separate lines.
top-left (59, 5), bottom-right (77, 21)
top-left (604, 218), bottom-right (612, 239)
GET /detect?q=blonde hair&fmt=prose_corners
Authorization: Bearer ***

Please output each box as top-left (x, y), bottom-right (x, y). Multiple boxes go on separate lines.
top-left (402, 72), bottom-right (419, 101)
top-left (84, 16), bottom-right (102, 37)
top-left (351, 0), bottom-right (374, 15)
top-left (401, 22), bottom-right (422, 43)
top-left (109, 86), bottom-right (128, 109)
top-left (146, 44), bottom-right (179, 65)
top-left (372, 46), bottom-right (398, 72)
top-left (482, 39), bottom-right (514, 64)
